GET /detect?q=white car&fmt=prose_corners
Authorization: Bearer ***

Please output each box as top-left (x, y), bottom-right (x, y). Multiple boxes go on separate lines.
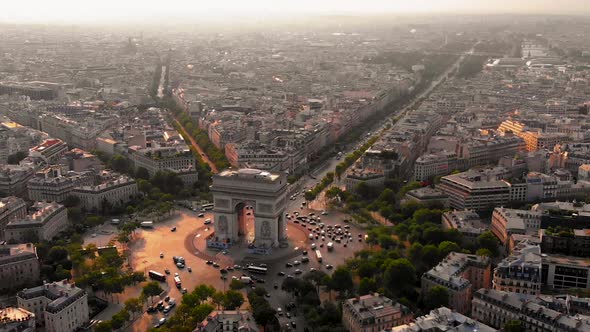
top-left (321, 211), bottom-right (328, 215)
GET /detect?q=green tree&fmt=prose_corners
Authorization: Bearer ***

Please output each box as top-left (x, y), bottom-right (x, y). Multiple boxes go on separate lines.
top-left (124, 297), bottom-right (143, 318)
top-left (476, 248), bottom-right (493, 257)
top-left (330, 267), bottom-right (354, 297)
top-left (504, 320), bottom-right (524, 332)
top-left (477, 231), bottom-right (500, 257)
top-left (141, 281), bottom-right (164, 304)
top-left (229, 279), bottom-right (245, 290)
top-left (438, 241), bottom-right (460, 256)
top-left (111, 155), bottom-right (129, 173)
top-left (384, 258), bottom-right (416, 294)
top-left (94, 321), bottom-right (113, 332)
top-left (424, 286), bottom-right (449, 310)
top-left (359, 277), bottom-right (377, 295)
top-left (222, 290), bottom-right (244, 310)
top-left (136, 167), bottom-right (150, 180)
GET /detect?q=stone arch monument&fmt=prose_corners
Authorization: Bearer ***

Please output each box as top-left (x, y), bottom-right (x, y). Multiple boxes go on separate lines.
top-left (211, 168), bottom-right (288, 248)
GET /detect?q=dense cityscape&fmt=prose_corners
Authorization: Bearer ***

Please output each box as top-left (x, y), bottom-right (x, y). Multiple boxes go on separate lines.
top-left (1, 3), bottom-right (590, 332)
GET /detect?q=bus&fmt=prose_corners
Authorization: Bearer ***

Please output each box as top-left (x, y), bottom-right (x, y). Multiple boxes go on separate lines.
top-left (148, 270), bottom-right (166, 282)
top-left (174, 276), bottom-right (182, 288)
top-left (315, 250), bottom-right (322, 262)
top-left (247, 265), bottom-right (268, 275)
top-left (201, 203), bottom-right (214, 211)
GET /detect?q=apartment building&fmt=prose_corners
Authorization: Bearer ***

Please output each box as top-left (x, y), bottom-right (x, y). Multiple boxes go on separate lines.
top-left (17, 280), bottom-right (89, 332)
top-left (421, 252), bottom-right (491, 314)
top-left (345, 168), bottom-right (385, 194)
top-left (27, 167), bottom-right (94, 203)
top-left (413, 151), bottom-right (457, 182)
top-left (0, 243), bottom-right (40, 293)
top-left (72, 175), bottom-right (137, 212)
top-left (193, 310), bottom-right (259, 332)
top-left (522, 131), bottom-right (570, 152)
top-left (490, 207), bottom-right (542, 245)
top-left (0, 196), bottom-right (27, 241)
top-left (392, 307), bottom-right (497, 332)
top-left (493, 240), bottom-right (542, 295)
top-left (438, 168), bottom-right (511, 211)
top-left (0, 164), bottom-right (35, 198)
top-left (441, 210), bottom-right (487, 243)
top-left (28, 138), bottom-right (68, 164)
top-left (0, 307), bottom-right (35, 332)
top-left (472, 289), bottom-right (590, 332)
top-left (540, 228), bottom-right (590, 257)
top-left (130, 146), bottom-right (196, 176)
top-left (455, 135), bottom-right (523, 168)
top-left (5, 202), bottom-right (68, 243)
top-left (404, 187), bottom-right (449, 207)
top-left (542, 254), bottom-right (590, 290)
top-left (342, 293), bottom-right (413, 332)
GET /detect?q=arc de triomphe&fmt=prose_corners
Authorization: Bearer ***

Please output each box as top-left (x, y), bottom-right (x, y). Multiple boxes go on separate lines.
top-left (211, 168), bottom-right (288, 248)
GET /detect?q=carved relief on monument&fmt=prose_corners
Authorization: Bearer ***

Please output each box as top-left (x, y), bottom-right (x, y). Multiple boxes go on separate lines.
top-left (261, 220), bottom-right (272, 239)
top-left (218, 215), bottom-right (228, 233)
top-left (215, 199), bottom-right (230, 209)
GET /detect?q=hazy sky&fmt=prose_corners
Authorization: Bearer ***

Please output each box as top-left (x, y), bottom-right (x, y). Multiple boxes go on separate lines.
top-left (1, 0), bottom-right (588, 24)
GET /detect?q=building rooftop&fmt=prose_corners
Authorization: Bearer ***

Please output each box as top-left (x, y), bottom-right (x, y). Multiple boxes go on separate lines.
top-left (390, 307), bottom-right (497, 332)
top-left (423, 252), bottom-right (490, 290)
top-left (0, 307), bottom-right (34, 327)
top-left (0, 243), bottom-right (37, 264)
top-left (18, 280), bottom-right (86, 314)
top-left (344, 293), bottom-right (410, 322)
top-left (217, 168), bottom-right (281, 182)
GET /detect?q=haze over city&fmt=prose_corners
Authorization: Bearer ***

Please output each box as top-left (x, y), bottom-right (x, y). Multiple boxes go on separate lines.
top-left (1, 1), bottom-right (590, 332)
top-left (1, 0), bottom-right (589, 23)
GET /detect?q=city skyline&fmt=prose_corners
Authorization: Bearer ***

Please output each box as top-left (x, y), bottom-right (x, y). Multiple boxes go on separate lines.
top-left (1, 0), bottom-right (589, 24)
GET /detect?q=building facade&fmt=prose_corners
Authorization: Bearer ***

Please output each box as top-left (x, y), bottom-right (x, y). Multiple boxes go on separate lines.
top-left (5, 202), bottom-right (68, 243)
top-left (421, 252), bottom-right (491, 314)
top-left (17, 280), bottom-right (89, 332)
top-left (0, 196), bottom-right (27, 241)
top-left (0, 243), bottom-right (40, 293)
top-left (342, 293), bottom-right (413, 332)
top-left (72, 176), bottom-right (138, 212)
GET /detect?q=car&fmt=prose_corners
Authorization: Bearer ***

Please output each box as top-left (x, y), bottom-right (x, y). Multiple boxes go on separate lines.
top-left (204, 219), bottom-right (212, 225)
top-left (277, 271), bottom-right (285, 276)
top-left (311, 243), bottom-right (316, 249)
top-left (176, 262), bottom-right (185, 268)
top-left (256, 279), bottom-right (265, 284)
top-left (358, 234), bottom-right (363, 238)
top-left (169, 299), bottom-right (176, 307)
top-left (163, 305), bottom-right (172, 313)
top-left (233, 264), bottom-right (242, 270)
top-left (206, 260), bottom-right (213, 265)
top-left (274, 282), bottom-right (279, 289)
top-left (293, 220), bottom-right (300, 224)
top-left (222, 250), bottom-right (228, 255)
top-left (220, 269), bottom-right (228, 274)
top-left (310, 267), bottom-right (316, 272)
top-left (188, 267), bottom-right (192, 272)
top-left (343, 243), bottom-right (347, 247)
top-left (147, 306), bottom-right (158, 313)
top-left (302, 250), bottom-right (308, 255)
top-left (170, 227), bottom-right (176, 232)
top-left (286, 312), bottom-right (291, 318)
top-left (221, 275), bottom-right (227, 280)
top-left (164, 269), bottom-right (170, 275)
top-left (174, 272), bottom-right (179, 277)
top-left (293, 260), bottom-right (301, 266)
top-left (301, 257), bottom-right (309, 263)
top-left (154, 317), bottom-right (167, 328)
top-left (285, 262), bottom-right (293, 268)
top-left (326, 264), bottom-right (334, 269)
top-left (213, 262), bottom-right (220, 268)
top-left (198, 213), bottom-right (204, 217)
top-left (157, 301), bottom-right (165, 310)
top-left (294, 269), bottom-right (302, 274)
top-left (321, 211), bottom-right (328, 215)
top-left (159, 252), bottom-right (164, 258)
top-left (291, 321), bottom-right (297, 328)
top-left (277, 308), bottom-right (283, 316)
top-left (320, 243), bottom-right (324, 248)
top-left (227, 266), bottom-right (234, 271)
top-left (181, 288), bottom-right (188, 294)
top-left (344, 225), bottom-right (350, 229)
